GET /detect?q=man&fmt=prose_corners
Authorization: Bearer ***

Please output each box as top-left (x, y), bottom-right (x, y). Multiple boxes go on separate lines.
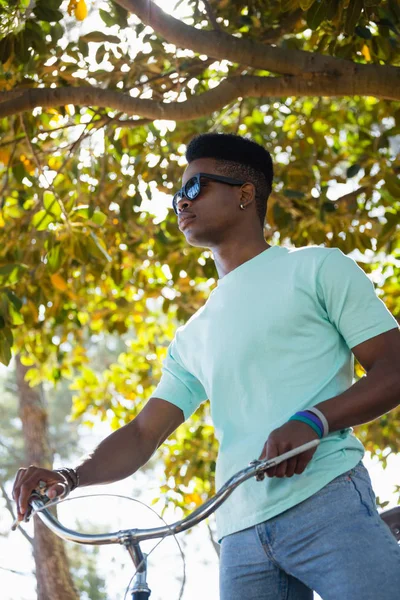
top-left (13, 133), bottom-right (400, 599)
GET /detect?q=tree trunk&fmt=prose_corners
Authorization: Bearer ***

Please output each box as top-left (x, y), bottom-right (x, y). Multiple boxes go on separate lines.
top-left (16, 355), bottom-right (79, 600)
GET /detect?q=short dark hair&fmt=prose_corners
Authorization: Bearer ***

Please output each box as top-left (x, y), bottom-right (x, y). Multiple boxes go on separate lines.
top-left (185, 133), bottom-right (273, 228)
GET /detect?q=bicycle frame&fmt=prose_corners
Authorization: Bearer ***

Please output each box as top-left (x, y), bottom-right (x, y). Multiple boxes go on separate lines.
top-left (25, 440), bottom-right (320, 599)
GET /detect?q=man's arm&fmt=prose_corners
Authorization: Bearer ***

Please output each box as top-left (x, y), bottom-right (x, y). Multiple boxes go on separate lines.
top-left (13, 398), bottom-right (184, 520)
top-left (259, 327), bottom-right (400, 478)
top-left (314, 326), bottom-right (400, 431)
top-left (76, 397), bottom-right (184, 486)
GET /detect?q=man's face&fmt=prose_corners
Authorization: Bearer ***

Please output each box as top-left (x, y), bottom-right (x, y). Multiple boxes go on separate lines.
top-left (175, 158), bottom-right (244, 248)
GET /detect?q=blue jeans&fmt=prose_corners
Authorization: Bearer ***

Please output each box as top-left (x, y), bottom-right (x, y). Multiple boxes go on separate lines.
top-left (220, 461), bottom-right (400, 599)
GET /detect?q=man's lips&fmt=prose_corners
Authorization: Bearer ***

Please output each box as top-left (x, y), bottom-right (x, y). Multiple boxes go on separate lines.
top-left (178, 213), bottom-right (196, 229)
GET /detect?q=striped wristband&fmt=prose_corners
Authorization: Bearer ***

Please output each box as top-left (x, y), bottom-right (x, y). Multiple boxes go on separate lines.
top-left (289, 412), bottom-right (324, 438)
top-left (305, 407), bottom-right (329, 437)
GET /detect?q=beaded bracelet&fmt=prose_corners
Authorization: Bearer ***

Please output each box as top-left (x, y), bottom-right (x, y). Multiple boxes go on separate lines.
top-left (55, 467), bottom-right (80, 492)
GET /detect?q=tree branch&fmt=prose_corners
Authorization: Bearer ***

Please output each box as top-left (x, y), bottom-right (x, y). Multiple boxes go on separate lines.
top-left (0, 437), bottom-right (22, 462)
top-left (103, 116), bottom-right (152, 129)
top-left (114, 0), bottom-right (397, 81)
top-left (0, 134), bottom-right (25, 149)
top-left (206, 521), bottom-right (220, 558)
top-left (0, 140), bottom-right (18, 206)
top-left (19, 114), bottom-right (72, 231)
top-left (0, 89), bottom-right (26, 103)
top-left (0, 479), bottom-right (33, 546)
top-left (336, 186), bottom-right (368, 203)
top-left (19, 115), bottom-right (43, 175)
top-left (235, 97), bottom-right (244, 134)
top-left (0, 70), bottom-right (398, 123)
top-left (0, 565), bottom-right (32, 577)
top-left (202, 0), bottom-right (221, 32)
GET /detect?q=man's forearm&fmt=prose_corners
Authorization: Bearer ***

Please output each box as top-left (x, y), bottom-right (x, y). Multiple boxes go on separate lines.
top-left (74, 421), bottom-right (157, 487)
top-left (315, 358), bottom-right (400, 433)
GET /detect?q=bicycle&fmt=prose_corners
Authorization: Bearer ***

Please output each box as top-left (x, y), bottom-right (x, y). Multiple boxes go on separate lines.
top-left (13, 438), bottom-right (400, 599)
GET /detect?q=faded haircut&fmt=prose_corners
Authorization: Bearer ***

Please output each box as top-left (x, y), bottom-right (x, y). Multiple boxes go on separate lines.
top-left (185, 132), bottom-right (274, 227)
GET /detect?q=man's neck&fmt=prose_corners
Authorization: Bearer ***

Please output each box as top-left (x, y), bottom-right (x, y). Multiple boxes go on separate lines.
top-left (212, 239), bottom-right (271, 279)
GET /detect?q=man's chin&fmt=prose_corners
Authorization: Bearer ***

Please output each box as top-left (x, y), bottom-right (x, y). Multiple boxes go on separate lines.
top-left (183, 230), bottom-right (209, 248)
top-left (184, 235), bottom-right (206, 248)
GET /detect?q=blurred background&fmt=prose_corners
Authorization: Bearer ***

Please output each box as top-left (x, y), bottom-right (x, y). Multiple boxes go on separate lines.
top-left (0, 0), bottom-right (399, 598)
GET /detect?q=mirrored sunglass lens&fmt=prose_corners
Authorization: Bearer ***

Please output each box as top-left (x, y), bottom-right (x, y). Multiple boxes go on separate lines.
top-left (185, 177), bottom-right (200, 200)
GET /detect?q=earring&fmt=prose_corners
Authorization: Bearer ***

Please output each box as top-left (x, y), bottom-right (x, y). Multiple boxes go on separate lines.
top-left (240, 203), bottom-right (245, 210)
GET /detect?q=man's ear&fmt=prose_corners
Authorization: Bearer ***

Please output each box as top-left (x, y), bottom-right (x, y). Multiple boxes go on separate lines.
top-left (240, 182), bottom-right (256, 207)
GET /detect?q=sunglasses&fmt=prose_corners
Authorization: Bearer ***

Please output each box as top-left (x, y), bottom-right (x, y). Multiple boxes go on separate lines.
top-left (172, 172), bottom-right (246, 215)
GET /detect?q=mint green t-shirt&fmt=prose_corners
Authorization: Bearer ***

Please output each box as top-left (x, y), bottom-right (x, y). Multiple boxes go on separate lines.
top-left (153, 245), bottom-right (398, 541)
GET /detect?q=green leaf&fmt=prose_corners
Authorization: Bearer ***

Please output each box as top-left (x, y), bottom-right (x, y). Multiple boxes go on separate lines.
top-left (384, 174), bottom-right (400, 198)
top-left (95, 45), bottom-right (108, 64)
top-left (50, 22), bottom-right (64, 44)
top-left (273, 203), bottom-right (291, 228)
top-left (0, 264), bottom-right (18, 277)
top-left (388, 0), bottom-right (400, 20)
top-left (78, 39), bottom-right (89, 57)
top-left (99, 9), bottom-right (116, 27)
top-left (306, 0), bottom-right (328, 29)
top-left (25, 19), bottom-right (46, 41)
top-left (344, 0), bottom-right (364, 35)
top-left (80, 32), bottom-right (121, 44)
top-left (283, 189), bottom-right (306, 199)
top-left (43, 190), bottom-right (62, 219)
top-left (347, 164), bottom-right (361, 178)
top-left (355, 25), bottom-right (372, 39)
top-left (9, 303), bottom-right (23, 325)
top-left (32, 209), bottom-right (54, 230)
top-left (89, 232), bottom-right (112, 262)
top-left (12, 163), bottom-right (26, 184)
top-left (375, 37), bottom-right (392, 61)
top-left (91, 211), bottom-right (107, 226)
top-left (72, 236), bottom-right (90, 264)
top-left (321, 201), bottom-right (336, 213)
top-left (46, 245), bottom-right (64, 273)
top-left (14, 31), bottom-right (31, 62)
top-left (0, 264), bottom-right (22, 285)
top-left (5, 290), bottom-right (22, 311)
top-left (72, 206), bottom-right (90, 219)
top-left (33, 5), bottom-right (63, 22)
top-left (0, 331), bottom-right (13, 366)
top-left (280, 0), bottom-right (298, 11)
top-left (3, 326), bottom-right (13, 347)
top-left (326, 0), bottom-right (340, 20)
top-left (0, 35), bottom-right (13, 65)
top-left (46, 0), bottom-right (64, 9)
top-left (299, 0), bottom-right (316, 9)
top-left (282, 114), bottom-right (297, 132)
top-left (111, 1), bottom-right (129, 27)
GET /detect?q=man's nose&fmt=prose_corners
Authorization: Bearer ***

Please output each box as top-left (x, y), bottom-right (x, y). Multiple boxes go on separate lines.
top-left (177, 197), bottom-right (193, 213)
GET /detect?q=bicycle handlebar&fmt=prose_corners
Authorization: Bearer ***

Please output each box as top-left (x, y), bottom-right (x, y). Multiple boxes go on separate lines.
top-left (26, 440), bottom-right (320, 548)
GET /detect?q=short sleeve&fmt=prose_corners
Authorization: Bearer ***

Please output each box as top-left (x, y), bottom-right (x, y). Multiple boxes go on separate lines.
top-left (153, 339), bottom-right (208, 421)
top-left (316, 249), bottom-right (398, 349)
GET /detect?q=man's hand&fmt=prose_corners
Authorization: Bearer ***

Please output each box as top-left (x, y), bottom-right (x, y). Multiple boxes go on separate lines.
top-left (12, 466), bottom-right (69, 523)
top-left (258, 421), bottom-right (320, 478)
